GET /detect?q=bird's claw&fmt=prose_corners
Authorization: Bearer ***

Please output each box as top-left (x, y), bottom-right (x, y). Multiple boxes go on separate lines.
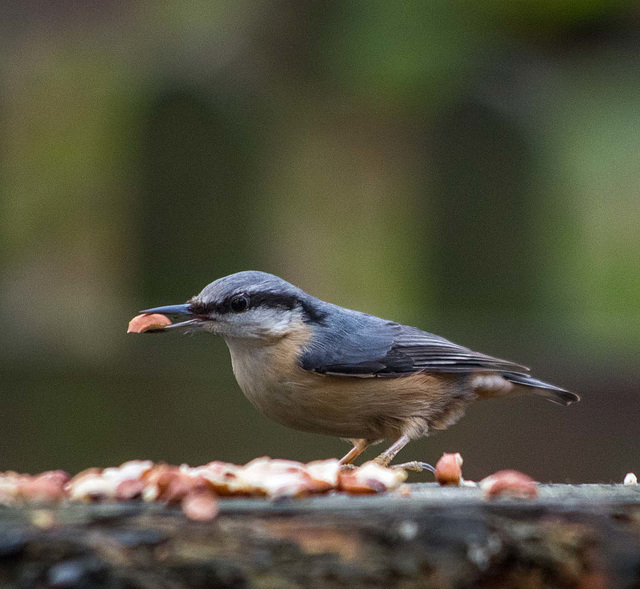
top-left (391, 461), bottom-right (435, 473)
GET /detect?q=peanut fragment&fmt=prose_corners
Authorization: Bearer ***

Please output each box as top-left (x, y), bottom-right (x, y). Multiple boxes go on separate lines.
top-left (480, 470), bottom-right (538, 500)
top-left (434, 453), bottom-right (463, 486)
top-left (127, 313), bottom-right (172, 333)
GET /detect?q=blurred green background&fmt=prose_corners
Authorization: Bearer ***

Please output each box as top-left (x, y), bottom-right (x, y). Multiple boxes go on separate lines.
top-left (1, 1), bottom-right (639, 483)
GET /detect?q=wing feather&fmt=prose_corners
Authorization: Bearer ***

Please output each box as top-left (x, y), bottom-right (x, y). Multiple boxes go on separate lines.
top-left (299, 308), bottom-right (527, 377)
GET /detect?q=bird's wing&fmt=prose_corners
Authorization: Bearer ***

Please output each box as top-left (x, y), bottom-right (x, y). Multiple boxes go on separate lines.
top-left (300, 313), bottom-right (527, 377)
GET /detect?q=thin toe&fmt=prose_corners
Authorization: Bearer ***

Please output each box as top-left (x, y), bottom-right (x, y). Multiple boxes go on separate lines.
top-left (392, 461), bottom-right (435, 473)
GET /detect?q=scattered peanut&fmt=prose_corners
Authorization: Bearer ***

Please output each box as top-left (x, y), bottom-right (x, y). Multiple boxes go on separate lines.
top-left (434, 453), bottom-right (463, 486)
top-left (339, 461), bottom-right (408, 494)
top-left (480, 470), bottom-right (538, 500)
top-left (181, 490), bottom-right (219, 521)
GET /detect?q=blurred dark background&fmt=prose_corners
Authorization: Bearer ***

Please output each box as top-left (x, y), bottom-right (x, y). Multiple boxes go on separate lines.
top-left (1, 1), bottom-right (639, 483)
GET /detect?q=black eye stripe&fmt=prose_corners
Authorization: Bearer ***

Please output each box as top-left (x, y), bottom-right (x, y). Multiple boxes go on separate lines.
top-left (189, 291), bottom-right (327, 324)
top-left (247, 292), bottom-right (297, 311)
top-left (189, 291), bottom-right (300, 315)
top-left (188, 300), bottom-right (208, 315)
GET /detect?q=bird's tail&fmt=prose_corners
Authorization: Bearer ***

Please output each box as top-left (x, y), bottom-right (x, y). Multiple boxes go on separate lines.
top-left (502, 372), bottom-right (580, 406)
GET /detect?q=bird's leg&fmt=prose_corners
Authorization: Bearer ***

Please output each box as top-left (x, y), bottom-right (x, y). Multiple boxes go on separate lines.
top-left (339, 438), bottom-right (371, 465)
top-left (373, 434), bottom-right (411, 467)
top-left (374, 434), bottom-right (435, 473)
top-left (374, 436), bottom-right (434, 473)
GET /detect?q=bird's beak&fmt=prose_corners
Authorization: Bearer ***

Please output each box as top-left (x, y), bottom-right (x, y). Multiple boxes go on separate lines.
top-left (139, 303), bottom-right (202, 331)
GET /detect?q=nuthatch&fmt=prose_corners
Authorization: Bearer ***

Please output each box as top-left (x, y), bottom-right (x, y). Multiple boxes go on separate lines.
top-left (138, 271), bottom-right (579, 470)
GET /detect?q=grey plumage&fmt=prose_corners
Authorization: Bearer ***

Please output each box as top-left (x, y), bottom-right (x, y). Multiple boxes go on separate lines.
top-left (300, 310), bottom-right (530, 377)
top-left (136, 271), bottom-right (579, 467)
top-left (501, 372), bottom-right (576, 405)
top-left (196, 273), bottom-right (534, 376)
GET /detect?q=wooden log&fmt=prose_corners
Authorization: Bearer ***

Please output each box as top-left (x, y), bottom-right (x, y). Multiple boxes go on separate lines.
top-left (1, 483), bottom-right (639, 588)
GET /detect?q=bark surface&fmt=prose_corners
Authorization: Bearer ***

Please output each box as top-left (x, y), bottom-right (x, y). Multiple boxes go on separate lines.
top-left (1, 483), bottom-right (639, 588)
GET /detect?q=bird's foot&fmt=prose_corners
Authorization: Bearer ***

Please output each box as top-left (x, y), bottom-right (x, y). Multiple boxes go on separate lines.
top-left (391, 461), bottom-right (435, 473)
top-left (339, 463), bottom-right (357, 471)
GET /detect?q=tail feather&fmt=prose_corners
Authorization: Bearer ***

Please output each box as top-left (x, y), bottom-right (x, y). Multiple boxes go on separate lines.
top-left (502, 372), bottom-right (580, 406)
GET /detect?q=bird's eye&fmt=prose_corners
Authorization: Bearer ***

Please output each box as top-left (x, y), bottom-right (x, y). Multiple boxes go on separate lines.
top-left (230, 294), bottom-right (249, 313)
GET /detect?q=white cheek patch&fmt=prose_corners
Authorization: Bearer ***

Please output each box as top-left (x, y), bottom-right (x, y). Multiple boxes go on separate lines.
top-left (225, 307), bottom-right (301, 338)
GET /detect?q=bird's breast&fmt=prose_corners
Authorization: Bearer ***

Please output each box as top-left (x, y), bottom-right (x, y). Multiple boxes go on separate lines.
top-left (224, 326), bottom-right (319, 425)
top-left (223, 328), bottom-right (471, 440)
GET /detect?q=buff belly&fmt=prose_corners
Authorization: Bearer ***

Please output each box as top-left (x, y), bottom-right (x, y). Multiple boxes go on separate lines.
top-left (225, 333), bottom-right (475, 441)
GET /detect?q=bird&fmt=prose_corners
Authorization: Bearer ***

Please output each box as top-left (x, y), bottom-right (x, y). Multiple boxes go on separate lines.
top-left (135, 270), bottom-right (579, 471)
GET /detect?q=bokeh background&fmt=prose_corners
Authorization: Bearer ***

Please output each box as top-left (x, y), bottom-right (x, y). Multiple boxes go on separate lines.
top-left (1, 1), bottom-right (639, 483)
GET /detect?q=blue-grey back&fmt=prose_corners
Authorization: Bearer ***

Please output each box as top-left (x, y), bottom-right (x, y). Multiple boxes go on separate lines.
top-left (299, 297), bottom-right (528, 377)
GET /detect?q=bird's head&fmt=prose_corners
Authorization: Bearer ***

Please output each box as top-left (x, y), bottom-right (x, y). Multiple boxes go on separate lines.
top-left (140, 271), bottom-right (326, 340)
